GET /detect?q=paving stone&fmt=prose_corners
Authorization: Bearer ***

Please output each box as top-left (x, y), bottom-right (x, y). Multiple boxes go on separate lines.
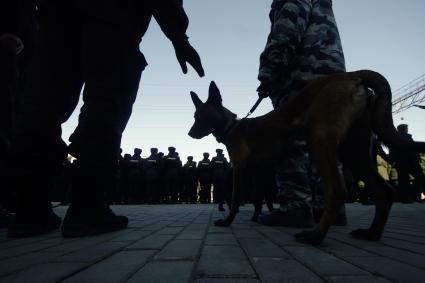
top-left (285, 247), bottom-right (369, 276)
top-left (155, 240), bottom-right (202, 260)
top-left (156, 227), bottom-right (184, 235)
top-left (240, 238), bottom-right (291, 258)
top-left (319, 239), bottom-right (376, 257)
top-left (380, 237), bottom-right (425, 255)
top-left (201, 245), bottom-right (246, 260)
top-left (126, 261), bottom-right (194, 283)
top-left (233, 229), bottom-right (264, 239)
top-left (63, 250), bottom-right (155, 283)
top-left (126, 234), bottom-right (174, 250)
top-left (0, 252), bottom-right (59, 277)
top-left (43, 232), bottom-right (125, 253)
top-left (186, 224), bottom-right (208, 230)
top-left (327, 275), bottom-right (392, 283)
top-left (208, 226), bottom-right (232, 233)
top-left (42, 238), bottom-right (100, 253)
top-left (168, 221), bottom-right (191, 227)
top-left (385, 228), bottom-right (425, 239)
top-left (176, 229), bottom-right (206, 240)
top-left (327, 233), bottom-right (384, 247)
top-left (384, 231), bottom-right (425, 244)
top-left (368, 246), bottom-right (425, 269)
top-left (109, 230), bottom-right (153, 242)
top-left (344, 256), bottom-right (425, 283)
top-left (205, 233), bottom-right (238, 246)
top-left (197, 258), bottom-right (256, 278)
top-left (253, 258), bottom-right (324, 283)
top-left (256, 228), bottom-right (305, 246)
top-left (0, 235), bottom-right (59, 249)
top-left (194, 279), bottom-right (260, 283)
top-left (0, 242), bottom-right (58, 260)
top-left (197, 245), bottom-right (256, 277)
top-left (55, 241), bottom-right (127, 263)
top-left (0, 262), bottom-right (86, 283)
top-left (1, 204), bottom-right (424, 283)
top-left (140, 221), bottom-right (172, 231)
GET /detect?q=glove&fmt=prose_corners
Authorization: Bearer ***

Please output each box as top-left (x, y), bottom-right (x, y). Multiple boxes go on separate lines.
top-left (256, 80), bottom-right (272, 98)
top-left (173, 39), bottom-right (205, 77)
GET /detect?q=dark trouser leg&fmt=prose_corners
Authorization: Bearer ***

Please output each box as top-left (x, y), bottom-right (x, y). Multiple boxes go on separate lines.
top-left (215, 180), bottom-right (225, 211)
top-left (0, 42), bottom-right (18, 216)
top-left (408, 163), bottom-right (425, 201)
top-left (146, 179), bottom-right (158, 203)
top-left (8, 3), bottom-right (84, 237)
top-left (61, 16), bottom-right (145, 236)
top-left (275, 140), bottom-right (315, 211)
top-left (258, 140), bottom-right (315, 227)
top-left (67, 14), bottom-right (144, 191)
top-left (396, 166), bottom-right (410, 203)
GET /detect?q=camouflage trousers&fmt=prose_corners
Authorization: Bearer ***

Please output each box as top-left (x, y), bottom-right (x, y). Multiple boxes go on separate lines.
top-left (275, 139), bottom-right (324, 211)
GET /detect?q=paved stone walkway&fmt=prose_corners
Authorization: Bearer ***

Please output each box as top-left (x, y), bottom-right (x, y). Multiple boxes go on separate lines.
top-left (0, 203), bottom-right (424, 283)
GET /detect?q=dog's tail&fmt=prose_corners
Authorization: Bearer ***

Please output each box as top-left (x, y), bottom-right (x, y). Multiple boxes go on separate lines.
top-left (356, 69), bottom-right (425, 152)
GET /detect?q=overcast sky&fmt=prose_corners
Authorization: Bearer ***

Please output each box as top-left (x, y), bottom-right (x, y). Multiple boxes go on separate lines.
top-left (62, 0), bottom-right (425, 161)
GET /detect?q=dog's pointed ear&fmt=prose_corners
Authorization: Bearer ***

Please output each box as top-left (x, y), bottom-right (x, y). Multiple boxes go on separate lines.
top-left (190, 91), bottom-right (203, 109)
top-left (207, 81), bottom-right (222, 106)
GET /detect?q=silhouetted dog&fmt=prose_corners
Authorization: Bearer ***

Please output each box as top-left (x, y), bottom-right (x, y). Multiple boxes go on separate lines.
top-left (247, 165), bottom-right (276, 222)
top-left (224, 164), bottom-right (275, 222)
top-left (188, 70), bottom-right (425, 245)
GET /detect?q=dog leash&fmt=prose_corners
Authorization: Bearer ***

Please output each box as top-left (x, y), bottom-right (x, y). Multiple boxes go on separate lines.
top-left (244, 97), bottom-right (263, 118)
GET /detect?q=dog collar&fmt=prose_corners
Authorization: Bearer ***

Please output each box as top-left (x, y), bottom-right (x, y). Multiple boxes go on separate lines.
top-left (214, 119), bottom-right (239, 144)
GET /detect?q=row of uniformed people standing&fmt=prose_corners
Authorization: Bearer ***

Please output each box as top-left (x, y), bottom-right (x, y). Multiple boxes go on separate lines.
top-left (116, 147), bottom-right (231, 206)
top-left (53, 147), bottom-right (276, 210)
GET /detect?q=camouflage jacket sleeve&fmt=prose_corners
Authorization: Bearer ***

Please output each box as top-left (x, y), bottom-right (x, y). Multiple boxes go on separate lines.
top-left (258, 0), bottom-right (312, 85)
top-left (151, 0), bottom-right (189, 44)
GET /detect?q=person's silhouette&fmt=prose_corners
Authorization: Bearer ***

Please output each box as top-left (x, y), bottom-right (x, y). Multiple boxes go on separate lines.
top-left (8, 1), bottom-right (204, 238)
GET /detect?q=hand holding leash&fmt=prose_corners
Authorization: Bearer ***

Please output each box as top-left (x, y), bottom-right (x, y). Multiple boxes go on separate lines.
top-left (244, 81), bottom-right (270, 118)
top-left (256, 80), bottom-right (272, 98)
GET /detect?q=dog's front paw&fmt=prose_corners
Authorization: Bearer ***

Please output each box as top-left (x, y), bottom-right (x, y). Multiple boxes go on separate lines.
top-left (350, 228), bottom-right (381, 241)
top-left (294, 230), bottom-right (325, 246)
top-left (214, 219), bottom-right (231, 227)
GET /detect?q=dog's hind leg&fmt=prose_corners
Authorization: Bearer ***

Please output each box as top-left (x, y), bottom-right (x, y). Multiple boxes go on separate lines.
top-left (264, 170), bottom-right (275, 212)
top-left (214, 166), bottom-right (244, 227)
top-left (251, 169), bottom-right (265, 222)
top-left (295, 134), bottom-right (344, 245)
top-left (252, 201), bottom-right (262, 222)
top-left (351, 165), bottom-right (394, 241)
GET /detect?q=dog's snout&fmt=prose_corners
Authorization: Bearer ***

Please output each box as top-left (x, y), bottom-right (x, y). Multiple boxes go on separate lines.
top-left (188, 127), bottom-right (199, 139)
top-left (188, 125), bottom-right (206, 139)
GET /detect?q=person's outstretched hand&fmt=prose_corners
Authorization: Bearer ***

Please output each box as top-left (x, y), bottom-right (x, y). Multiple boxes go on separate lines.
top-left (173, 40), bottom-right (205, 77)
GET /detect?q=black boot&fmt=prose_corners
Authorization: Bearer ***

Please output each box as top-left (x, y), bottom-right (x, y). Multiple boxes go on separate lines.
top-left (61, 202), bottom-right (128, 237)
top-left (61, 160), bottom-right (128, 237)
top-left (8, 205), bottom-right (61, 238)
top-left (0, 208), bottom-right (13, 228)
top-left (7, 176), bottom-right (61, 238)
